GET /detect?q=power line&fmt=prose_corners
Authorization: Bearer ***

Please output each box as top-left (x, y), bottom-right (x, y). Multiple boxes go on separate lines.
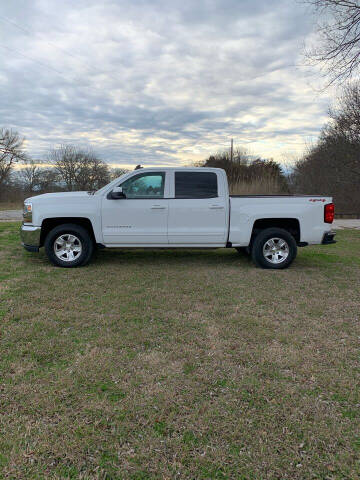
top-left (0, 14), bottom-right (126, 87)
top-left (0, 36), bottom-right (127, 99)
top-left (0, 42), bottom-right (119, 103)
top-left (0, 43), bottom-right (66, 76)
top-left (0, 13), bottom-right (330, 108)
top-left (0, 14), bottom-right (94, 69)
top-left (0, 14), bottom-right (320, 87)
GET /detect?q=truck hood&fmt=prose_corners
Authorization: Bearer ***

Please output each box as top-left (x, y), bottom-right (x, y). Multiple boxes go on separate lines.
top-left (25, 191), bottom-right (92, 203)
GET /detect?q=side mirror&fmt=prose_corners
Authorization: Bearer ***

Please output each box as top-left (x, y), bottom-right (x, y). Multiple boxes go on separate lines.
top-left (110, 186), bottom-right (126, 199)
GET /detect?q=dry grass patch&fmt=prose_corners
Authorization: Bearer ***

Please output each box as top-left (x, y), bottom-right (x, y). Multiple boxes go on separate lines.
top-left (0, 222), bottom-right (359, 479)
top-left (0, 202), bottom-right (22, 211)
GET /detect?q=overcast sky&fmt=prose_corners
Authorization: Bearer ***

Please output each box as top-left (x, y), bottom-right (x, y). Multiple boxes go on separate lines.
top-left (0, 0), bottom-right (334, 168)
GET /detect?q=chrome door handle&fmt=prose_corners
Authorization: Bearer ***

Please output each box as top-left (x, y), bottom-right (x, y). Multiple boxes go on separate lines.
top-left (209, 205), bottom-right (224, 209)
top-left (151, 205), bottom-right (166, 209)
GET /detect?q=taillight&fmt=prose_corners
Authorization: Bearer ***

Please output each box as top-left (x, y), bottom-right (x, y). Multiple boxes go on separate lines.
top-left (324, 203), bottom-right (335, 223)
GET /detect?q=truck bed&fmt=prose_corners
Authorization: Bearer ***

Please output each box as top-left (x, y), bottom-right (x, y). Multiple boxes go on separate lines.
top-left (230, 194), bottom-right (327, 198)
top-left (228, 194), bottom-right (333, 246)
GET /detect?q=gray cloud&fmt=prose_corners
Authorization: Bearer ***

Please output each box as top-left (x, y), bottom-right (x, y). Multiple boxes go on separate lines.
top-left (0, 0), bottom-right (331, 167)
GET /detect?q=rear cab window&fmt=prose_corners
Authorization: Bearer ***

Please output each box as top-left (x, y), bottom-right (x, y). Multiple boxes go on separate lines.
top-left (175, 172), bottom-right (218, 199)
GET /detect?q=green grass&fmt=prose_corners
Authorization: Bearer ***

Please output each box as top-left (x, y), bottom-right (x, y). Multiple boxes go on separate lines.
top-left (0, 222), bottom-right (359, 479)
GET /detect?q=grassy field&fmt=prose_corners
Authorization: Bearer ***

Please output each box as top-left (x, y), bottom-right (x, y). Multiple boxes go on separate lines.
top-left (0, 222), bottom-right (359, 479)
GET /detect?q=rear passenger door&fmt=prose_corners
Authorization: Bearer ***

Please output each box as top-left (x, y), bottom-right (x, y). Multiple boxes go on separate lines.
top-left (168, 171), bottom-right (228, 245)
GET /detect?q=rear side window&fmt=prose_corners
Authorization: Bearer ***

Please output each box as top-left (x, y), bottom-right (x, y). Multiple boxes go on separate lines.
top-left (175, 172), bottom-right (218, 198)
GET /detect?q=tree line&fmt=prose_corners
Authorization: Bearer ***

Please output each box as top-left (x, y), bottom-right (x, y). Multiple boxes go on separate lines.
top-left (1, 0), bottom-right (360, 211)
top-left (0, 131), bottom-right (290, 202)
top-left (1, 82), bottom-right (359, 212)
top-left (0, 136), bottom-right (128, 202)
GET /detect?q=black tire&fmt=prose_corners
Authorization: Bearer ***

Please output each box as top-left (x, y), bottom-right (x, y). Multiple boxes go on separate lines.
top-left (44, 223), bottom-right (94, 268)
top-left (235, 247), bottom-right (251, 255)
top-left (251, 227), bottom-right (297, 269)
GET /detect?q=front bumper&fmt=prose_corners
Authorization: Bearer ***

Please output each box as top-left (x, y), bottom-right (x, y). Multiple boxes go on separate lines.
top-left (20, 224), bottom-right (41, 252)
top-left (322, 231), bottom-right (336, 245)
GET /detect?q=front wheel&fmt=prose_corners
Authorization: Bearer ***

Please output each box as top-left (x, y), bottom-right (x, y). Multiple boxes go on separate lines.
top-left (251, 228), bottom-right (297, 269)
top-left (44, 223), bottom-right (94, 268)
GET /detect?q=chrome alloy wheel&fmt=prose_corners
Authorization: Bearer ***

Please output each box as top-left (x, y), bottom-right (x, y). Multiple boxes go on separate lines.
top-left (263, 237), bottom-right (289, 264)
top-left (54, 234), bottom-right (82, 262)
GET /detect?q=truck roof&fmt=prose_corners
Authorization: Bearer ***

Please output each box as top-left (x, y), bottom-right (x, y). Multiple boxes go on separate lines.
top-left (129, 166), bottom-right (225, 172)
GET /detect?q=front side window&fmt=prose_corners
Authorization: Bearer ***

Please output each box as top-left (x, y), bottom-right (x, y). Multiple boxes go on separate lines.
top-left (175, 172), bottom-right (218, 198)
top-left (121, 172), bottom-right (165, 199)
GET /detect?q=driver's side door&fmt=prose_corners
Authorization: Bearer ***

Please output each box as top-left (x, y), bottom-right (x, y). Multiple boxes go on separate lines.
top-left (101, 171), bottom-right (169, 245)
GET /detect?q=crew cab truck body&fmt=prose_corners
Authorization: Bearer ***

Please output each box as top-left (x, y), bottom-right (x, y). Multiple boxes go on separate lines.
top-left (20, 167), bottom-right (336, 269)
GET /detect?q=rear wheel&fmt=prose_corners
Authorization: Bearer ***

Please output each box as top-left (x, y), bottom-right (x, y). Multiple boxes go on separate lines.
top-left (45, 223), bottom-right (94, 268)
top-left (251, 228), bottom-right (297, 269)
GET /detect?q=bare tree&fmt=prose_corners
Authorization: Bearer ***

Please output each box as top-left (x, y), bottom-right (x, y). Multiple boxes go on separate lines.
top-left (18, 158), bottom-right (44, 194)
top-left (49, 144), bottom-right (110, 191)
top-left (49, 145), bottom-right (81, 191)
top-left (110, 167), bottom-right (129, 180)
top-left (75, 153), bottom-right (111, 191)
top-left (326, 81), bottom-right (360, 143)
top-left (37, 168), bottom-right (60, 192)
top-left (303, 0), bottom-right (360, 84)
top-left (0, 128), bottom-right (27, 189)
top-left (292, 81), bottom-right (360, 212)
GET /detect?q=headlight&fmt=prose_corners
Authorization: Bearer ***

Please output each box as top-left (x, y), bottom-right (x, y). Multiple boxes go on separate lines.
top-left (23, 202), bottom-right (33, 223)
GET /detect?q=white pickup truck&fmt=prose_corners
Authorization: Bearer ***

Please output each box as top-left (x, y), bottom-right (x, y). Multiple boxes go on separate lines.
top-left (20, 167), bottom-right (336, 269)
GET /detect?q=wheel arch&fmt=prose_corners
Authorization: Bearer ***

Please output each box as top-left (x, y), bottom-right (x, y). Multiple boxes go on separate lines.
top-left (40, 217), bottom-right (96, 247)
top-left (251, 218), bottom-right (300, 245)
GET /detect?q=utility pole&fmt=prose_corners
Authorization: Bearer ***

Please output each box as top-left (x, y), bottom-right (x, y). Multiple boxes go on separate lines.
top-left (230, 138), bottom-right (234, 162)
